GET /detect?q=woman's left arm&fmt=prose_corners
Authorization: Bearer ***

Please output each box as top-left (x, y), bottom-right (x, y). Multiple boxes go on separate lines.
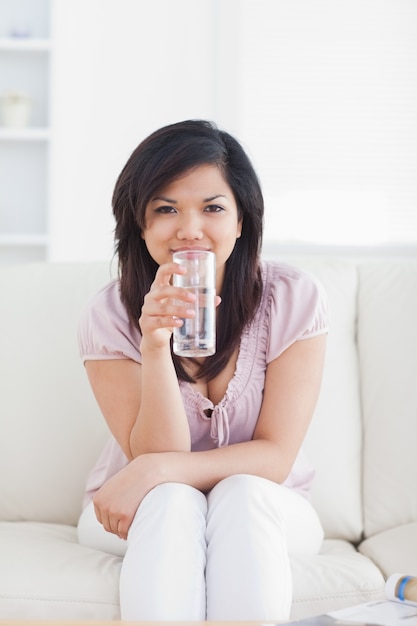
top-left (94, 334), bottom-right (326, 539)
top-left (169, 332), bottom-right (327, 487)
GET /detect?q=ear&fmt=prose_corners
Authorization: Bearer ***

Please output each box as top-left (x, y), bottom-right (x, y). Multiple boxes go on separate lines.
top-left (236, 219), bottom-right (243, 239)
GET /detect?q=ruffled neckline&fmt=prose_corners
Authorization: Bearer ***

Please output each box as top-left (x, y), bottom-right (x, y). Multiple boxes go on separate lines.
top-left (180, 262), bottom-right (272, 446)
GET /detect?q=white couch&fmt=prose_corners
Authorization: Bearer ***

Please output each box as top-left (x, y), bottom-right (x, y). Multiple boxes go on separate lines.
top-left (1, 255), bottom-right (416, 621)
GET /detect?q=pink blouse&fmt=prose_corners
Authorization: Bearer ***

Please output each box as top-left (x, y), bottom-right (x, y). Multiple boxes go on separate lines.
top-left (78, 261), bottom-right (329, 505)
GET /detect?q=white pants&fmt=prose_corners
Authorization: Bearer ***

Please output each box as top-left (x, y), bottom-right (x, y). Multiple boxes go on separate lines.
top-left (77, 474), bottom-right (323, 621)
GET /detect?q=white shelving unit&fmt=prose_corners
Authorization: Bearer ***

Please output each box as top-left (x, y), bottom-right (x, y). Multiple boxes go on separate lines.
top-left (0, 127), bottom-right (50, 141)
top-left (0, 37), bottom-right (51, 51)
top-left (0, 0), bottom-right (51, 264)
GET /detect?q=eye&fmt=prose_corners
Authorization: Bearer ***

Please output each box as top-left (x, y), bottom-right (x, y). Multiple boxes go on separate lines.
top-left (204, 204), bottom-right (225, 213)
top-left (155, 205), bottom-right (177, 214)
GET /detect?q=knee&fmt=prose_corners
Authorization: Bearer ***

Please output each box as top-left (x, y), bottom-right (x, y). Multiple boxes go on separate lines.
top-left (208, 474), bottom-right (284, 522)
top-left (131, 482), bottom-right (207, 531)
top-left (210, 473), bottom-right (279, 502)
top-left (219, 473), bottom-right (269, 492)
top-left (146, 482), bottom-right (205, 508)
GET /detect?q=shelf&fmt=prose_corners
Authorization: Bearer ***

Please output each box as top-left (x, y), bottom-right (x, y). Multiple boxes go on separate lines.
top-left (0, 233), bottom-right (48, 247)
top-left (0, 127), bottom-right (50, 141)
top-left (0, 1), bottom-right (51, 265)
top-left (0, 37), bottom-right (51, 51)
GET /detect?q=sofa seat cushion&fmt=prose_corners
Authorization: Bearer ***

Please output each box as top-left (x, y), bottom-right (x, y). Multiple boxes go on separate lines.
top-left (0, 521), bottom-right (121, 620)
top-left (0, 523), bottom-right (385, 621)
top-left (290, 539), bottom-right (385, 619)
top-left (358, 522), bottom-right (417, 578)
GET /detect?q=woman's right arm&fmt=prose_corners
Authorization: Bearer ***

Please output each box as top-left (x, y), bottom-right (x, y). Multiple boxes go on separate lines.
top-left (85, 262), bottom-right (196, 460)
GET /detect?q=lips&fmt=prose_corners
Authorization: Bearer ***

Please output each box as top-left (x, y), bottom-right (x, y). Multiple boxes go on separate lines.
top-left (171, 246), bottom-right (211, 253)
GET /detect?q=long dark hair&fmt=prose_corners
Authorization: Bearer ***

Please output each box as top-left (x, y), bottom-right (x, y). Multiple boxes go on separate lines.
top-left (112, 120), bottom-right (264, 382)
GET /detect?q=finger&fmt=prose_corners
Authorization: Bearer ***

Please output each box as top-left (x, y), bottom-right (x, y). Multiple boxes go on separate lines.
top-left (101, 513), bottom-right (112, 534)
top-left (152, 298), bottom-right (197, 319)
top-left (142, 289), bottom-right (197, 320)
top-left (151, 262), bottom-right (186, 289)
top-left (99, 511), bottom-right (120, 536)
top-left (94, 499), bottom-right (117, 534)
top-left (109, 516), bottom-right (120, 536)
top-left (146, 283), bottom-right (197, 305)
top-left (117, 520), bottom-right (128, 541)
top-left (116, 509), bottom-right (137, 540)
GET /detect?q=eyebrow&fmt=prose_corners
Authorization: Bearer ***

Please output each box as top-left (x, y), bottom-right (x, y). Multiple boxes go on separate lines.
top-left (151, 194), bottom-right (227, 204)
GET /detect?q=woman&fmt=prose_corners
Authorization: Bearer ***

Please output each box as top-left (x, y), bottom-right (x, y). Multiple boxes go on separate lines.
top-left (77, 119), bottom-right (329, 621)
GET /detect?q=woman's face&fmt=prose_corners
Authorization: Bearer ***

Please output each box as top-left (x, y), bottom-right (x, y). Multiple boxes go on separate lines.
top-left (142, 164), bottom-right (242, 290)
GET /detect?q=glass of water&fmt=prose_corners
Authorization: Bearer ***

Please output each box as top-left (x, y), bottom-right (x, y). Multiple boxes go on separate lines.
top-left (172, 250), bottom-right (216, 357)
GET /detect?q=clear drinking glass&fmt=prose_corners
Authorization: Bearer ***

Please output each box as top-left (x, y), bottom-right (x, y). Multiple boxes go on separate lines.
top-left (172, 250), bottom-right (216, 357)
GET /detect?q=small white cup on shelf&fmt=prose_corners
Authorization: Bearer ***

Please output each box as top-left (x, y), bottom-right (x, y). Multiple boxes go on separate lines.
top-left (0, 91), bottom-right (32, 128)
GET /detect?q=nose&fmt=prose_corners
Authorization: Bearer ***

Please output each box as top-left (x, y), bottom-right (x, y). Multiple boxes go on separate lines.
top-left (176, 213), bottom-right (203, 240)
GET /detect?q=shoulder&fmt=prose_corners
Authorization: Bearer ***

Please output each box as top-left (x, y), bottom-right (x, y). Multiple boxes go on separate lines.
top-left (80, 279), bottom-right (129, 331)
top-left (262, 258), bottom-right (320, 287)
top-left (259, 260), bottom-right (330, 362)
top-left (262, 259), bottom-right (328, 310)
top-left (78, 280), bottom-right (142, 363)
top-left (84, 278), bottom-right (122, 307)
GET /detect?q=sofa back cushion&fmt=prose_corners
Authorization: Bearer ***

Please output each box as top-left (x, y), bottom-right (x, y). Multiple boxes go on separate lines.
top-left (0, 257), bottom-right (365, 541)
top-left (0, 262), bottom-right (114, 526)
top-left (264, 255), bottom-right (364, 542)
top-left (358, 260), bottom-right (417, 537)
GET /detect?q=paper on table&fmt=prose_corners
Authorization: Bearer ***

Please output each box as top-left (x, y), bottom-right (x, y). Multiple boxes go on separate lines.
top-left (281, 615), bottom-right (377, 625)
top-left (273, 576), bottom-right (417, 626)
top-left (328, 599), bottom-right (417, 626)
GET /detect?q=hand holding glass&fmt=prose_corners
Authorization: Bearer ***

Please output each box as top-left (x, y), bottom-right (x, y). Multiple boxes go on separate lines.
top-left (173, 250), bottom-right (216, 357)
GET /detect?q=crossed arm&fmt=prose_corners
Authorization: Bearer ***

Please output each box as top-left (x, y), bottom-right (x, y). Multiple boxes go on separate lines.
top-left (85, 331), bottom-right (326, 540)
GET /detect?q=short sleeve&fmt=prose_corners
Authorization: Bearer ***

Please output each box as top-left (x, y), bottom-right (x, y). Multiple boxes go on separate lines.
top-left (78, 280), bottom-right (142, 364)
top-left (265, 263), bottom-right (330, 364)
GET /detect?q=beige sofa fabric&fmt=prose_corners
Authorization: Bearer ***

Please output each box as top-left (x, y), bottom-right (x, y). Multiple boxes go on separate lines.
top-left (1, 257), bottom-right (416, 620)
top-left (358, 262), bottom-right (417, 538)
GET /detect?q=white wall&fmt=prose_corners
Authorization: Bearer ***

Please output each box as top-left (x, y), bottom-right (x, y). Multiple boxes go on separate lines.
top-left (237, 0), bottom-right (417, 247)
top-left (49, 0), bottom-right (221, 261)
top-left (48, 0), bottom-right (417, 261)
